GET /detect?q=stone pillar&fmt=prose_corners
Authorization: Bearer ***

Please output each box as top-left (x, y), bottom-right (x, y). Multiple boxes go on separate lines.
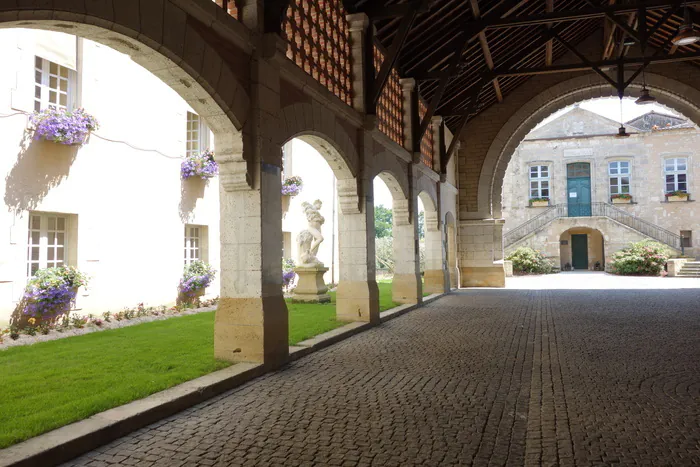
top-left (215, 35), bottom-right (289, 367)
top-left (458, 219), bottom-right (506, 288)
top-left (335, 140), bottom-right (380, 323)
top-left (446, 222), bottom-right (459, 288)
top-left (431, 116), bottom-right (442, 172)
top-left (392, 198), bottom-right (421, 304)
top-left (423, 208), bottom-right (447, 294)
top-left (400, 78), bottom-right (418, 155)
top-left (347, 13), bottom-right (370, 114)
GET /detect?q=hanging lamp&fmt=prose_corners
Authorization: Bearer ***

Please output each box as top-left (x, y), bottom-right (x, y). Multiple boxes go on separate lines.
top-left (635, 66), bottom-right (657, 105)
top-left (617, 97), bottom-right (630, 137)
top-left (672, 3), bottom-right (700, 46)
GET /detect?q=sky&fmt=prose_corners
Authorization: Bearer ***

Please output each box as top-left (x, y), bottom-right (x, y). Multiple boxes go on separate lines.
top-left (373, 97), bottom-right (683, 209)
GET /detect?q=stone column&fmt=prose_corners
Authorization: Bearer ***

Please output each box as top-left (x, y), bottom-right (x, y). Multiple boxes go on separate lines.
top-left (215, 35), bottom-right (289, 367)
top-left (446, 222), bottom-right (459, 289)
top-left (431, 116), bottom-right (442, 172)
top-left (391, 198), bottom-right (421, 304)
top-left (335, 137), bottom-right (380, 323)
top-left (458, 219), bottom-right (506, 287)
top-left (423, 208), bottom-right (447, 294)
top-left (347, 13), bottom-right (370, 114)
top-left (400, 78), bottom-right (418, 156)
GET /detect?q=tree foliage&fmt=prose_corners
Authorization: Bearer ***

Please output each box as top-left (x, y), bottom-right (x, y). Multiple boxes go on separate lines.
top-left (374, 205), bottom-right (393, 238)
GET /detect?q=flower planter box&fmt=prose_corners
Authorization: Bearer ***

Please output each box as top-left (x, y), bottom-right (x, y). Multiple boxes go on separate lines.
top-left (612, 197), bottom-right (632, 204)
top-left (281, 194), bottom-right (291, 217)
top-left (530, 200), bottom-right (549, 207)
top-left (666, 195), bottom-right (689, 202)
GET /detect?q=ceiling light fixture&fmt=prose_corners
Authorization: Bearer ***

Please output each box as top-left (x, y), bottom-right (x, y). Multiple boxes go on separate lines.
top-left (672, 4), bottom-right (700, 46)
top-left (635, 87), bottom-right (657, 105)
top-left (617, 97), bottom-right (630, 137)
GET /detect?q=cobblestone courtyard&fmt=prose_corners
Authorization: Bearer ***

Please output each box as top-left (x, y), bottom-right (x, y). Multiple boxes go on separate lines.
top-left (66, 283), bottom-right (700, 466)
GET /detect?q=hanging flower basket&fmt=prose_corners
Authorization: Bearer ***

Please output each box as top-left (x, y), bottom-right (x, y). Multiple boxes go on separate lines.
top-left (30, 108), bottom-right (99, 146)
top-left (281, 176), bottom-right (303, 217)
top-left (181, 150), bottom-right (218, 180)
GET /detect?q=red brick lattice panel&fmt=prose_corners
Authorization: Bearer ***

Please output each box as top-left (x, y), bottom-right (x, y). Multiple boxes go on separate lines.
top-left (418, 99), bottom-right (434, 169)
top-left (283, 0), bottom-right (353, 106)
top-left (213, 0), bottom-right (239, 20)
top-left (374, 46), bottom-right (404, 146)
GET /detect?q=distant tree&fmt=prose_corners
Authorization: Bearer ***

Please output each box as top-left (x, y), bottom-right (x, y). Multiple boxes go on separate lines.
top-left (418, 211), bottom-right (425, 240)
top-left (375, 236), bottom-right (394, 273)
top-left (374, 205), bottom-right (393, 238)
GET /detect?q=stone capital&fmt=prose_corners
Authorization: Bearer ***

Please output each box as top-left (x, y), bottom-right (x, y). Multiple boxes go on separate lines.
top-left (431, 115), bottom-right (443, 126)
top-left (347, 13), bottom-right (370, 32)
top-left (400, 78), bottom-right (416, 93)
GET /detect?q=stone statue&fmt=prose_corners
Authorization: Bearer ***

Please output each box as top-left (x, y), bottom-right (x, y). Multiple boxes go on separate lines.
top-left (297, 200), bottom-right (325, 267)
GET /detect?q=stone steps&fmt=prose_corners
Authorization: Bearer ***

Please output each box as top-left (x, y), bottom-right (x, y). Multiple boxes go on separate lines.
top-left (677, 262), bottom-right (700, 277)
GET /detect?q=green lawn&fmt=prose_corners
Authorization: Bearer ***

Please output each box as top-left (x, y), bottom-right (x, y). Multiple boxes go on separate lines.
top-left (0, 281), bottom-right (406, 448)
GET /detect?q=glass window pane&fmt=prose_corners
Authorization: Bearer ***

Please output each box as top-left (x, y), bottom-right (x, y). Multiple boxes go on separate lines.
top-left (666, 183), bottom-right (675, 192)
top-left (621, 177), bottom-right (629, 185)
top-left (59, 94), bottom-right (67, 106)
top-left (31, 215), bottom-right (40, 229)
top-left (531, 189), bottom-right (538, 197)
top-left (678, 174), bottom-right (687, 183)
top-left (49, 62), bottom-right (57, 74)
top-left (666, 175), bottom-right (675, 183)
top-left (621, 186), bottom-right (630, 194)
top-left (541, 188), bottom-right (549, 197)
top-left (49, 76), bottom-right (57, 90)
top-left (48, 249), bottom-right (54, 261)
top-left (677, 159), bottom-right (687, 170)
top-left (31, 247), bottom-right (39, 261)
top-left (48, 232), bottom-right (55, 245)
top-left (57, 217), bottom-right (65, 230)
top-left (541, 181), bottom-right (549, 189)
top-left (530, 181), bottom-right (537, 189)
top-left (49, 90), bottom-right (56, 103)
top-left (57, 233), bottom-right (65, 245)
top-left (60, 67), bottom-right (68, 78)
top-left (31, 263), bottom-right (39, 275)
top-left (666, 160), bottom-right (675, 171)
top-left (60, 79), bottom-right (68, 92)
top-left (31, 231), bottom-right (40, 243)
top-left (57, 248), bottom-right (64, 261)
top-left (679, 182), bottom-right (687, 191)
top-left (35, 56), bottom-right (42, 68)
top-left (620, 162), bottom-right (629, 173)
top-left (611, 186), bottom-right (619, 194)
top-left (48, 217), bottom-right (55, 230)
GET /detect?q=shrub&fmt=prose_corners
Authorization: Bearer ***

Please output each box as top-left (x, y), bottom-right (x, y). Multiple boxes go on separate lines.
top-left (21, 266), bottom-right (88, 323)
top-left (282, 176), bottom-right (303, 196)
top-left (181, 150), bottom-right (218, 180)
top-left (30, 107), bottom-right (99, 145)
top-left (610, 240), bottom-right (670, 276)
top-left (506, 247), bottom-right (553, 274)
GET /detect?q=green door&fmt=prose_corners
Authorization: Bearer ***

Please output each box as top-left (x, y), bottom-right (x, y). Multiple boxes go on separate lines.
top-left (567, 163), bottom-right (592, 217)
top-left (571, 234), bottom-right (588, 270)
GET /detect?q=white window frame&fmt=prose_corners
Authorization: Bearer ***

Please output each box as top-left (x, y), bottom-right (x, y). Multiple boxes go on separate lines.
top-left (529, 165), bottom-right (550, 199)
top-left (608, 161), bottom-right (631, 196)
top-left (34, 56), bottom-right (75, 112)
top-left (186, 112), bottom-right (211, 158)
top-left (664, 157), bottom-right (688, 193)
top-left (184, 225), bottom-right (202, 266)
top-left (27, 213), bottom-right (69, 277)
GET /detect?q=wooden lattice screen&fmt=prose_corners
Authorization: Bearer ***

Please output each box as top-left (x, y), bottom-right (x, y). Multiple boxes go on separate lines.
top-left (283, 0), bottom-right (353, 106)
top-left (374, 46), bottom-right (404, 147)
top-left (418, 99), bottom-right (434, 169)
top-left (213, 0), bottom-right (239, 19)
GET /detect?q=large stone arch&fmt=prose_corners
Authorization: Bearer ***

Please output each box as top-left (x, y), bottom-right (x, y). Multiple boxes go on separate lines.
top-left (477, 72), bottom-right (700, 219)
top-left (370, 152), bottom-right (410, 201)
top-left (279, 102), bottom-right (359, 180)
top-left (0, 2), bottom-right (252, 188)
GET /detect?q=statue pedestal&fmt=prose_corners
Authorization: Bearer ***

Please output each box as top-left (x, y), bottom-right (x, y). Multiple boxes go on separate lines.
top-left (292, 266), bottom-right (331, 303)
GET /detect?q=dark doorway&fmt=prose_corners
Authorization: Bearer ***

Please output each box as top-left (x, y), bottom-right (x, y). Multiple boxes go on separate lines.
top-left (571, 234), bottom-right (589, 270)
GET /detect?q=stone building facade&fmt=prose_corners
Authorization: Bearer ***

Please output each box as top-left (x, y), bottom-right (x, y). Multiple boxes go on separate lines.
top-left (502, 105), bottom-right (699, 270)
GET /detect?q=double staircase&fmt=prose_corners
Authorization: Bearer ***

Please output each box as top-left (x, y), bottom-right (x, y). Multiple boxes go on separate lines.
top-left (503, 202), bottom-right (685, 254)
top-left (678, 261), bottom-right (700, 277)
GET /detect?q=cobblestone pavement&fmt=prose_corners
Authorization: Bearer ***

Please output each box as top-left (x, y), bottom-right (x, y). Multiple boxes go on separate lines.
top-left (65, 287), bottom-right (700, 466)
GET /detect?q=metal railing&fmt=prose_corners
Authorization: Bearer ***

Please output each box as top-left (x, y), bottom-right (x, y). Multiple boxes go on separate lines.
top-left (503, 202), bottom-right (683, 253)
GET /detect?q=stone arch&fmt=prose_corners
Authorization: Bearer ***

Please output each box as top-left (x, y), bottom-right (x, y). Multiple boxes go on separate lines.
top-left (557, 225), bottom-right (607, 271)
top-left (279, 102), bottom-right (359, 181)
top-left (0, 5), bottom-right (252, 188)
top-left (370, 152), bottom-right (410, 200)
top-left (478, 72), bottom-right (700, 218)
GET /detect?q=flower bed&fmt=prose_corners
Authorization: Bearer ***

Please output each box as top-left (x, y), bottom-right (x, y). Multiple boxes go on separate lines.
top-left (181, 150), bottom-right (218, 180)
top-left (1, 298), bottom-right (218, 349)
top-left (30, 108), bottom-right (99, 146)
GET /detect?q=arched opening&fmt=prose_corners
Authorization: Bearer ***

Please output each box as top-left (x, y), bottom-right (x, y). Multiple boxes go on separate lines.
top-left (559, 227), bottom-right (605, 272)
top-left (418, 190), bottom-right (445, 294)
top-left (372, 171), bottom-right (420, 306)
top-left (444, 212), bottom-right (458, 289)
top-left (501, 94), bottom-right (698, 284)
top-left (0, 24), bottom-right (246, 326)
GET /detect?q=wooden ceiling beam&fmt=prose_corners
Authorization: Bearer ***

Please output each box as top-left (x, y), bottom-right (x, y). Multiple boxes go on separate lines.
top-left (546, 0), bottom-right (554, 65)
top-left (471, 0), bottom-right (504, 102)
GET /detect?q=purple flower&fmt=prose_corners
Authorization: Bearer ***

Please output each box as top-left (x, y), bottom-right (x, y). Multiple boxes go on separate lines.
top-left (30, 108), bottom-right (99, 146)
top-left (281, 176), bottom-right (303, 196)
top-left (181, 150), bottom-right (218, 180)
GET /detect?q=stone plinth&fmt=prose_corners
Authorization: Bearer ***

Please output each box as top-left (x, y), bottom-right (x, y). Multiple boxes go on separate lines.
top-left (292, 266), bottom-right (331, 303)
top-left (424, 269), bottom-right (448, 294)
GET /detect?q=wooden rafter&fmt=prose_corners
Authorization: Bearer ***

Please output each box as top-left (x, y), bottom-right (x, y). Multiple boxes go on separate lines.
top-left (470, 0), bottom-right (503, 102)
top-left (546, 0), bottom-right (554, 65)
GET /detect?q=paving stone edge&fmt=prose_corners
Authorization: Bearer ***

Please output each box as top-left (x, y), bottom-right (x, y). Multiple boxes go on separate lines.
top-left (0, 291), bottom-right (450, 467)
